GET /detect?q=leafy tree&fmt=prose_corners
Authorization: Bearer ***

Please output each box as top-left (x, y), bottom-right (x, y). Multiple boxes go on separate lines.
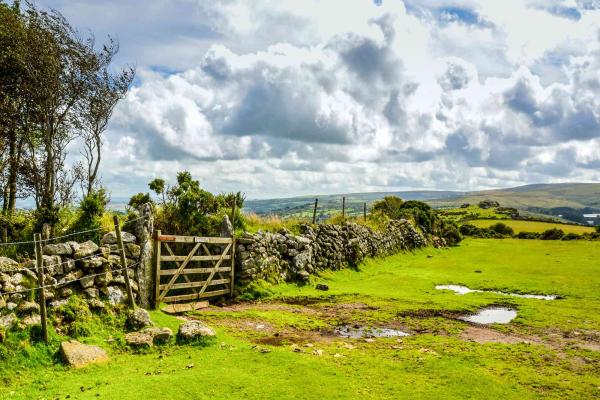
top-left (128, 192), bottom-right (152, 209)
top-left (149, 178), bottom-right (166, 204)
top-left (69, 187), bottom-right (109, 242)
top-left (489, 222), bottom-right (514, 236)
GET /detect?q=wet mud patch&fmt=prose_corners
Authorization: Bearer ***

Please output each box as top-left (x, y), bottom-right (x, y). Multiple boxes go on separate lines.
top-left (436, 285), bottom-right (559, 300)
top-left (460, 326), bottom-right (533, 344)
top-left (333, 324), bottom-right (410, 339)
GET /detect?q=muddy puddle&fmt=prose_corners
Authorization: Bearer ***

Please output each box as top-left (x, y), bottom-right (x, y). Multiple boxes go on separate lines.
top-left (334, 324), bottom-right (410, 339)
top-left (459, 307), bottom-right (517, 324)
top-left (436, 285), bottom-right (557, 300)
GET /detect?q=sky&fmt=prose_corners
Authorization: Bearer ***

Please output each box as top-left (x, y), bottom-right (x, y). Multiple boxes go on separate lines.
top-left (35, 0), bottom-right (600, 199)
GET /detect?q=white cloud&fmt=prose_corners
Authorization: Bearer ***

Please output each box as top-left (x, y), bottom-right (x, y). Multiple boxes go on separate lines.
top-left (36, 0), bottom-right (600, 198)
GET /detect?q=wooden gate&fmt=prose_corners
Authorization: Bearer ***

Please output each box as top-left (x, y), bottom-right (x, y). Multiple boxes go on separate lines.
top-left (154, 231), bottom-right (235, 308)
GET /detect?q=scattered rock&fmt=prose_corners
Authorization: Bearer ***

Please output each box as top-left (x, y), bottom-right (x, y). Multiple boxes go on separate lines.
top-left (178, 320), bottom-right (216, 343)
top-left (83, 288), bottom-right (99, 299)
top-left (141, 327), bottom-right (173, 345)
top-left (107, 286), bottom-right (126, 305)
top-left (127, 308), bottom-right (153, 330)
top-left (60, 340), bottom-right (109, 368)
top-left (297, 270), bottom-right (310, 281)
top-left (87, 299), bottom-right (105, 310)
top-left (20, 314), bottom-right (41, 327)
top-left (312, 349), bottom-right (324, 356)
top-left (315, 283), bottom-right (329, 291)
top-left (101, 231), bottom-right (136, 245)
top-left (125, 332), bottom-right (154, 348)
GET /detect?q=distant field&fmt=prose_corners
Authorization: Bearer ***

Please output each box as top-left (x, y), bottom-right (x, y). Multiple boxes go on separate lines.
top-left (468, 219), bottom-right (595, 234)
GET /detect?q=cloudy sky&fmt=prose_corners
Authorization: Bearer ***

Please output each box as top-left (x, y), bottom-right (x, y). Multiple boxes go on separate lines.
top-left (38, 0), bottom-right (600, 199)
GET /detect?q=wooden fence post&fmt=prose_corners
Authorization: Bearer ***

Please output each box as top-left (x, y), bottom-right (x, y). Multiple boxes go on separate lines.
top-left (229, 203), bottom-right (236, 297)
top-left (312, 198), bottom-right (318, 224)
top-left (364, 202), bottom-right (367, 222)
top-left (34, 233), bottom-right (48, 343)
top-left (154, 230), bottom-right (162, 309)
top-left (113, 216), bottom-right (136, 309)
top-left (342, 197), bottom-right (346, 221)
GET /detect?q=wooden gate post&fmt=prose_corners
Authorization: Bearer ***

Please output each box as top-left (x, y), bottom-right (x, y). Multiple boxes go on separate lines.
top-left (113, 216), bottom-right (136, 308)
top-left (34, 233), bottom-right (48, 343)
top-left (312, 198), bottom-right (318, 224)
top-left (153, 230), bottom-right (162, 309)
top-left (342, 197), bottom-right (346, 220)
top-left (364, 202), bottom-right (367, 222)
top-left (229, 203), bottom-right (236, 297)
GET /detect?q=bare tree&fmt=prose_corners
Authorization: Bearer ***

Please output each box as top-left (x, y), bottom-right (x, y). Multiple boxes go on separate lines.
top-left (77, 40), bottom-right (134, 197)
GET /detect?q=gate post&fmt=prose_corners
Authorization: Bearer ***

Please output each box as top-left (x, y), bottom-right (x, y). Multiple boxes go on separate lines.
top-left (229, 203), bottom-right (236, 297)
top-left (154, 230), bottom-right (162, 309)
top-left (135, 203), bottom-right (154, 308)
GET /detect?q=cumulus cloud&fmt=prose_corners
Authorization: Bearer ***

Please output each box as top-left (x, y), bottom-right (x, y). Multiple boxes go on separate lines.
top-left (36, 0), bottom-right (600, 198)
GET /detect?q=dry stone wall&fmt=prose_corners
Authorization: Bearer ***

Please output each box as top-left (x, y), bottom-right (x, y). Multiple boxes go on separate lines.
top-left (0, 231), bottom-right (144, 328)
top-left (236, 219), bottom-right (432, 286)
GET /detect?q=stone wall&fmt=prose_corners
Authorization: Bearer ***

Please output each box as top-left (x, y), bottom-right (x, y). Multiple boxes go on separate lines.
top-left (0, 231), bottom-right (144, 328)
top-left (235, 219), bottom-right (432, 286)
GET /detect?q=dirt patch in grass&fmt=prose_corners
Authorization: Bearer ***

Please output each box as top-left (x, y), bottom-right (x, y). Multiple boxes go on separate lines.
top-left (460, 326), bottom-right (533, 344)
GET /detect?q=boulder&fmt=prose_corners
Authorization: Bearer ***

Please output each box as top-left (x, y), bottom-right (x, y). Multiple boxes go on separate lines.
top-left (220, 215), bottom-right (233, 237)
top-left (124, 243), bottom-right (141, 259)
top-left (0, 313), bottom-right (17, 330)
top-left (42, 243), bottom-right (73, 256)
top-left (106, 286), bottom-right (125, 305)
top-left (127, 308), bottom-right (152, 330)
top-left (125, 332), bottom-right (153, 348)
top-left (101, 231), bottom-right (136, 245)
top-left (0, 257), bottom-right (18, 273)
top-left (141, 327), bottom-right (173, 344)
top-left (178, 320), bottom-right (216, 343)
top-left (60, 340), bottom-right (109, 368)
top-left (316, 284), bottom-right (329, 291)
top-left (17, 301), bottom-right (40, 315)
top-left (74, 241), bottom-right (99, 259)
top-left (296, 270), bottom-right (310, 281)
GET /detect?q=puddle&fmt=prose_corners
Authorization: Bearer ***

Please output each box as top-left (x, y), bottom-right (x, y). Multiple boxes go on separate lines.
top-left (334, 325), bottom-right (410, 339)
top-left (435, 285), bottom-right (557, 300)
top-left (458, 308), bottom-right (517, 324)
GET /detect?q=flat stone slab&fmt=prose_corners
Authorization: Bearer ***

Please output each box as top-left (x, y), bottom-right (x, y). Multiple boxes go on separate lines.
top-left (162, 301), bottom-right (209, 315)
top-left (60, 340), bottom-right (109, 368)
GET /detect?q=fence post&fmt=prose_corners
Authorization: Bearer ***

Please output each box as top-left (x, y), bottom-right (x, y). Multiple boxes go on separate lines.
top-left (34, 233), bottom-right (48, 344)
top-left (229, 202), bottom-right (236, 297)
top-left (342, 197), bottom-right (346, 221)
top-left (154, 230), bottom-right (162, 309)
top-left (364, 202), bottom-right (367, 222)
top-left (312, 198), bottom-right (318, 224)
top-left (113, 216), bottom-right (136, 309)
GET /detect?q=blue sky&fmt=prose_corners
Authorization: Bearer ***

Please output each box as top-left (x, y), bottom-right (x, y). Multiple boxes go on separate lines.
top-left (35, 0), bottom-right (600, 199)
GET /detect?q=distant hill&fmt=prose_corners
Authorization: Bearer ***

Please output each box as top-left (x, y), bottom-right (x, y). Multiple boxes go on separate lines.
top-left (244, 183), bottom-right (600, 224)
top-left (429, 183), bottom-right (600, 209)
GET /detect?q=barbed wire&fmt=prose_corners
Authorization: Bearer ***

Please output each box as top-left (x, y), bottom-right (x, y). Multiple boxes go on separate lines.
top-left (0, 214), bottom-right (149, 247)
top-left (0, 250), bottom-right (131, 274)
top-left (0, 262), bottom-right (140, 297)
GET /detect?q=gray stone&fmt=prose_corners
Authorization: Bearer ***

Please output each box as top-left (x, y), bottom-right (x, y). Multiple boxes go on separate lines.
top-left (83, 288), bottom-right (99, 298)
top-left (107, 286), bottom-right (125, 305)
top-left (220, 215), bottom-right (234, 237)
top-left (127, 308), bottom-right (152, 330)
top-left (74, 241), bottom-right (99, 259)
top-left (141, 327), bottom-right (173, 345)
top-left (87, 299), bottom-right (105, 310)
top-left (296, 270), bottom-right (310, 281)
top-left (80, 275), bottom-right (95, 289)
top-left (80, 256), bottom-right (106, 270)
top-left (101, 231), bottom-right (136, 245)
top-left (20, 314), bottom-right (41, 328)
top-left (49, 299), bottom-right (69, 308)
top-left (60, 340), bottom-right (109, 368)
top-left (0, 313), bottom-right (17, 330)
top-left (17, 301), bottom-right (40, 315)
top-left (42, 243), bottom-right (73, 256)
top-left (178, 320), bottom-right (216, 342)
top-left (124, 243), bottom-right (141, 259)
top-left (6, 302), bottom-right (17, 311)
top-left (95, 271), bottom-right (112, 287)
top-left (0, 257), bottom-right (18, 272)
top-left (125, 331), bottom-right (153, 348)
top-left (316, 284), bottom-right (329, 291)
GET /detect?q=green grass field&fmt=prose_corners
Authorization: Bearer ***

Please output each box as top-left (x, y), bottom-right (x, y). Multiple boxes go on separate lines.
top-left (468, 219), bottom-right (596, 234)
top-left (1, 239), bottom-right (599, 399)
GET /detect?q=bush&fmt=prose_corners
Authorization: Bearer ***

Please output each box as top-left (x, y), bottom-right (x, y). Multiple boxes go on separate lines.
top-left (489, 222), bottom-right (514, 236)
top-left (540, 228), bottom-right (565, 240)
top-left (516, 231), bottom-right (540, 239)
top-left (561, 232), bottom-right (581, 241)
top-left (69, 188), bottom-right (109, 242)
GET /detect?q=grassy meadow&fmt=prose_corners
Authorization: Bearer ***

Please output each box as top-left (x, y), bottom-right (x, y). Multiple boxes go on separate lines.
top-left (1, 239), bottom-right (599, 399)
top-left (468, 219), bottom-right (596, 234)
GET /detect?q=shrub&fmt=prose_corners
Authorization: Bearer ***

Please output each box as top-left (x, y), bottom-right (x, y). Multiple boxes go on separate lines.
top-left (69, 188), bottom-right (109, 242)
top-left (516, 231), bottom-right (540, 239)
top-left (442, 223), bottom-right (463, 246)
top-left (489, 222), bottom-right (514, 236)
top-left (540, 228), bottom-right (565, 240)
top-left (561, 232), bottom-right (581, 241)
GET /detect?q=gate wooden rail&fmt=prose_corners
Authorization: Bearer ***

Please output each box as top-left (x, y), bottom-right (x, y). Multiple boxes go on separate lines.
top-left (154, 231), bottom-right (235, 308)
